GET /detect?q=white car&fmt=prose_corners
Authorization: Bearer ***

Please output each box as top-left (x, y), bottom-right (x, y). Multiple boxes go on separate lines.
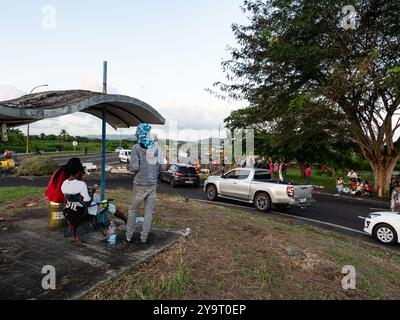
top-left (364, 211), bottom-right (400, 245)
top-left (115, 147), bottom-right (124, 153)
top-left (119, 150), bottom-right (131, 163)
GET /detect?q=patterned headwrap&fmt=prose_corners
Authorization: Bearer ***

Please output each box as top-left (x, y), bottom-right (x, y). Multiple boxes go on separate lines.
top-left (136, 123), bottom-right (155, 149)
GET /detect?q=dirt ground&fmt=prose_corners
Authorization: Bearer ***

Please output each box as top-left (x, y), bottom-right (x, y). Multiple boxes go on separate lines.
top-left (80, 190), bottom-right (400, 300)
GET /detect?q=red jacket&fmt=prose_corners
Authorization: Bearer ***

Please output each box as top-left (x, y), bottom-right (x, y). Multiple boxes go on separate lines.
top-left (45, 167), bottom-right (69, 203)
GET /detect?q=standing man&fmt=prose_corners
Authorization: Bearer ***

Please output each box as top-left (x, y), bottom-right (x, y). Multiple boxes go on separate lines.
top-left (281, 159), bottom-right (288, 182)
top-left (391, 182), bottom-right (400, 212)
top-left (124, 124), bottom-right (163, 245)
top-left (278, 160), bottom-right (283, 182)
top-left (305, 164), bottom-right (312, 185)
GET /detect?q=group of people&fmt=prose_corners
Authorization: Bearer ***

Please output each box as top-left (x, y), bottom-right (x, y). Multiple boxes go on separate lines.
top-left (242, 158), bottom-right (288, 182)
top-left (335, 169), bottom-right (372, 196)
top-left (45, 123), bottom-right (163, 245)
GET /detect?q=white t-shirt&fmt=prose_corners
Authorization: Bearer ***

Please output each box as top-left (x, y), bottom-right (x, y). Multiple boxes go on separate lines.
top-left (61, 179), bottom-right (91, 202)
top-left (347, 172), bottom-right (358, 179)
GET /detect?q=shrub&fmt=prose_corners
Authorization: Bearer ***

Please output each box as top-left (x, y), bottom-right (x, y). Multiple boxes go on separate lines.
top-left (17, 156), bottom-right (58, 176)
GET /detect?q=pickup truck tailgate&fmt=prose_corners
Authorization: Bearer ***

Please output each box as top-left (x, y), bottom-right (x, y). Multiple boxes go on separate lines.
top-left (294, 185), bottom-right (312, 199)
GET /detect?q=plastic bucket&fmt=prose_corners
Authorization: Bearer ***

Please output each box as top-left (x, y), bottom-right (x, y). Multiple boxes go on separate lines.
top-left (48, 202), bottom-right (65, 228)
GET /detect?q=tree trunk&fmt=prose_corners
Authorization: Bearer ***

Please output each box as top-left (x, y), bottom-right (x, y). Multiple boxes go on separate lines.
top-left (370, 158), bottom-right (399, 197)
top-left (298, 162), bottom-right (305, 178)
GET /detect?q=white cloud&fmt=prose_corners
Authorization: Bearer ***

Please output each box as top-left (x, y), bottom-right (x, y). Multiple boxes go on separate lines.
top-left (80, 75), bottom-right (119, 94)
top-left (0, 85), bottom-right (26, 101)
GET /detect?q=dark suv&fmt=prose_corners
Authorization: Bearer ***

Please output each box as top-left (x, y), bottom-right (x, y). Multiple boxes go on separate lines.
top-left (160, 164), bottom-right (200, 188)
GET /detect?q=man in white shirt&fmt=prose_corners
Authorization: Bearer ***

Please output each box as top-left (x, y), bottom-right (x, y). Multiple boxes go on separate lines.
top-left (347, 169), bottom-right (358, 179)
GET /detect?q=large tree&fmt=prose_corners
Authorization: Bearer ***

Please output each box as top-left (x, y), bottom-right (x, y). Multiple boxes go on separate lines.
top-left (217, 0), bottom-right (400, 196)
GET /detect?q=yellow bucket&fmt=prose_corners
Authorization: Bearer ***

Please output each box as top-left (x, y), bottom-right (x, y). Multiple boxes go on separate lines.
top-left (48, 202), bottom-right (65, 228)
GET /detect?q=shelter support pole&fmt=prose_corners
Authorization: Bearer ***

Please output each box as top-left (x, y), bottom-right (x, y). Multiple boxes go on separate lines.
top-left (1, 122), bottom-right (7, 142)
top-left (101, 108), bottom-right (106, 201)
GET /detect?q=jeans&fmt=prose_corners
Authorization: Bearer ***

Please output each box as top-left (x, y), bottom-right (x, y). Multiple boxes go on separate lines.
top-left (126, 184), bottom-right (157, 242)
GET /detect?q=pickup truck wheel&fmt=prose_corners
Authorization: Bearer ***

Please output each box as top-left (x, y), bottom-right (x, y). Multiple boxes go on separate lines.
top-left (206, 185), bottom-right (218, 201)
top-left (254, 192), bottom-right (271, 212)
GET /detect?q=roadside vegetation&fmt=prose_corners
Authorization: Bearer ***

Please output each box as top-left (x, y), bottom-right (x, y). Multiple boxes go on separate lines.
top-left (17, 156), bottom-right (58, 176)
top-left (0, 128), bottom-right (133, 153)
top-left (85, 190), bottom-right (400, 300)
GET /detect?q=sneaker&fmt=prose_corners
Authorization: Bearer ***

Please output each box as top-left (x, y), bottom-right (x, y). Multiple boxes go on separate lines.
top-left (120, 236), bottom-right (132, 246)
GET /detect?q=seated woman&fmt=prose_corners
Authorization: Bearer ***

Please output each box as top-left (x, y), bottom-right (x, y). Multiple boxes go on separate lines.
top-left (55, 158), bottom-right (127, 224)
top-left (348, 178), bottom-right (357, 192)
top-left (45, 158), bottom-right (83, 204)
top-left (336, 176), bottom-right (346, 194)
top-left (362, 180), bottom-right (371, 196)
top-left (354, 178), bottom-right (364, 196)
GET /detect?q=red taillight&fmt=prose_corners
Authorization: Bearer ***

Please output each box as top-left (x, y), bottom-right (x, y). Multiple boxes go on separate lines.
top-left (287, 186), bottom-right (295, 197)
top-left (175, 172), bottom-right (183, 176)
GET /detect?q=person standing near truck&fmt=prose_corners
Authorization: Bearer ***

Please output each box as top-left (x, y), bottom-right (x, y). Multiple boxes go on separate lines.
top-left (305, 164), bottom-right (312, 185)
top-left (390, 183), bottom-right (400, 212)
top-left (281, 159), bottom-right (288, 182)
top-left (124, 124), bottom-right (164, 245)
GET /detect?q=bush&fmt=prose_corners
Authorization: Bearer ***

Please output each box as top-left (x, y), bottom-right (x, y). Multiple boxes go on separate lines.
top-left (17, 156), bottom-right (58, 176)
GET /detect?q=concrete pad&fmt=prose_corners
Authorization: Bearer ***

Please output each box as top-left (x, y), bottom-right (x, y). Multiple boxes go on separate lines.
top-left (0, 208), bottom-right (188, 300)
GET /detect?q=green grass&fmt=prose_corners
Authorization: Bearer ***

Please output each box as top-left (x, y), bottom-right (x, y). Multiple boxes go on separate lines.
top-left (0, 186), bottom-right (45, 204)
top-left (127, 265), bottom-right (192, 300)
top-left (323, 247), bottom-right (359, 266)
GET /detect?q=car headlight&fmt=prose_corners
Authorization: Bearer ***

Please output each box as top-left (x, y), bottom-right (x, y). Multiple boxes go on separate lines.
top-left (368, 213), bottom-right (382, 219)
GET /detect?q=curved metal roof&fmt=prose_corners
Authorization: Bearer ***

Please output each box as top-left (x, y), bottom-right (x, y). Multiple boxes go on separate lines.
top-left (0, 90), bottom-right (166, 129)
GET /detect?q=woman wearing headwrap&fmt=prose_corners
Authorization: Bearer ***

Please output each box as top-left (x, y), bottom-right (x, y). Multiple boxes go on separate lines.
top-left (124, 123), bottom-right (164, 244)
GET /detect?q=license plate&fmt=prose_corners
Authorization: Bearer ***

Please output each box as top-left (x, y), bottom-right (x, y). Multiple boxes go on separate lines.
top-left (186, 181), bottom-right (193, 184)
top-left (300, 198), bottom-right (307, 203)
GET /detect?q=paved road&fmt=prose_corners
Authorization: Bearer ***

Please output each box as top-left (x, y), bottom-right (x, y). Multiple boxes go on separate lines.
top-left (0, 174), bottom-right (390, 236)
top-left (15, 152), bottom-right (120, 166)
top-left (49, 153), bottom-right (119, 166)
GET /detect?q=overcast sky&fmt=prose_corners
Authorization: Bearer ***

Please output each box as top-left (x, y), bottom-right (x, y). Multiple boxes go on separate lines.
top-left (0, 0), bottom-right (248, 141)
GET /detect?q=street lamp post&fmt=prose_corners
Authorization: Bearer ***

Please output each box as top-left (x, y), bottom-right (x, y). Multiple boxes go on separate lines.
top-left (26, 84), bottom-right (48, 157)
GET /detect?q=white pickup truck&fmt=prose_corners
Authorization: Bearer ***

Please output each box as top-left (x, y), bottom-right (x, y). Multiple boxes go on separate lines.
top-left (204, 168), bottom-right (313, 212)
